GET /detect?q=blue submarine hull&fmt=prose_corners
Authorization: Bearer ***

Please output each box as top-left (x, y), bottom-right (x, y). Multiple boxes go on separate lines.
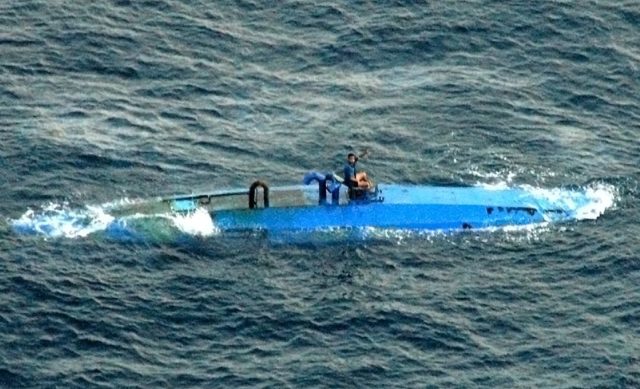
top-left (208, 184), bottom-right (581, 232)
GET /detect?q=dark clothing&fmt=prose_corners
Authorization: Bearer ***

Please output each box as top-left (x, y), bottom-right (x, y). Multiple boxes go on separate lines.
top-left (343, 164), bottom-right (356, 187)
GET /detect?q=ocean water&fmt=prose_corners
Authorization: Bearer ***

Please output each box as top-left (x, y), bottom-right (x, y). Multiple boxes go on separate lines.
top-left (1, 0), bottom-right (639, 387)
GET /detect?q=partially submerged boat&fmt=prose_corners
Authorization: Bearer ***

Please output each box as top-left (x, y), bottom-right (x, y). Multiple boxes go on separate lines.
top-left (10, 171), bottom-right (613, 239)
top-left (161, 171), bottom-right (609, 233)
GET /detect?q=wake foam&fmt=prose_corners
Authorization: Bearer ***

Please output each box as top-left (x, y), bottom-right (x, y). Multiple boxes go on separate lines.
top-left (11, 202), bottom-right (115, 238)
top-left (10, 201), bottom-right (219, 239)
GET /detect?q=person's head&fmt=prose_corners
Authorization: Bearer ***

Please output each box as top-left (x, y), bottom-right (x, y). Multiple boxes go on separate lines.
top-left (347, 153), bottom-right (357, 165)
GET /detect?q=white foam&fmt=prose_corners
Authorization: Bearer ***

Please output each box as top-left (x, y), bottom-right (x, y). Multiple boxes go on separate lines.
top-left (169, 207), bottom-right (219, 237)
top-left (11, 198), bottom-right (222, 239)
top-left (575, 184), bottom-right (616, 220)
top-left (469, 169), bottom-right (517, 185)
top-left (99, 196), bottom-right (149, 210)
top-left (11, 202), bottom-right (115, 238)
top-left (479, 181), bottom-right (512, 190)
top-left (521, 183), bottom-right (616, 221)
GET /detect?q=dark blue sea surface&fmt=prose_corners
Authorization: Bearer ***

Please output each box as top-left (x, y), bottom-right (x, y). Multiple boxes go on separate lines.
top-left (1, 0), bottom-right (639, 387)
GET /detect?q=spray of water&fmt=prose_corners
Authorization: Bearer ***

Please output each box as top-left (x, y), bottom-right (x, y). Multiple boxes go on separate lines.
top-left (10, 201), bottom-right (219, 239)
top-left (168, 208), bottom-right (219, 237)
top-left (11, 202), bottom-right (115, 238)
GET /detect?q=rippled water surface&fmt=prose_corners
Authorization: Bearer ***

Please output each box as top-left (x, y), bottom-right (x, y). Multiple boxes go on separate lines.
top-left (1, 1), bottom-right (639, 387)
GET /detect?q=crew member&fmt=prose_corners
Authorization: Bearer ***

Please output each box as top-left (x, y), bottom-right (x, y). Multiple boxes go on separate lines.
top-left (343, 152), bottom-right (370, 189)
